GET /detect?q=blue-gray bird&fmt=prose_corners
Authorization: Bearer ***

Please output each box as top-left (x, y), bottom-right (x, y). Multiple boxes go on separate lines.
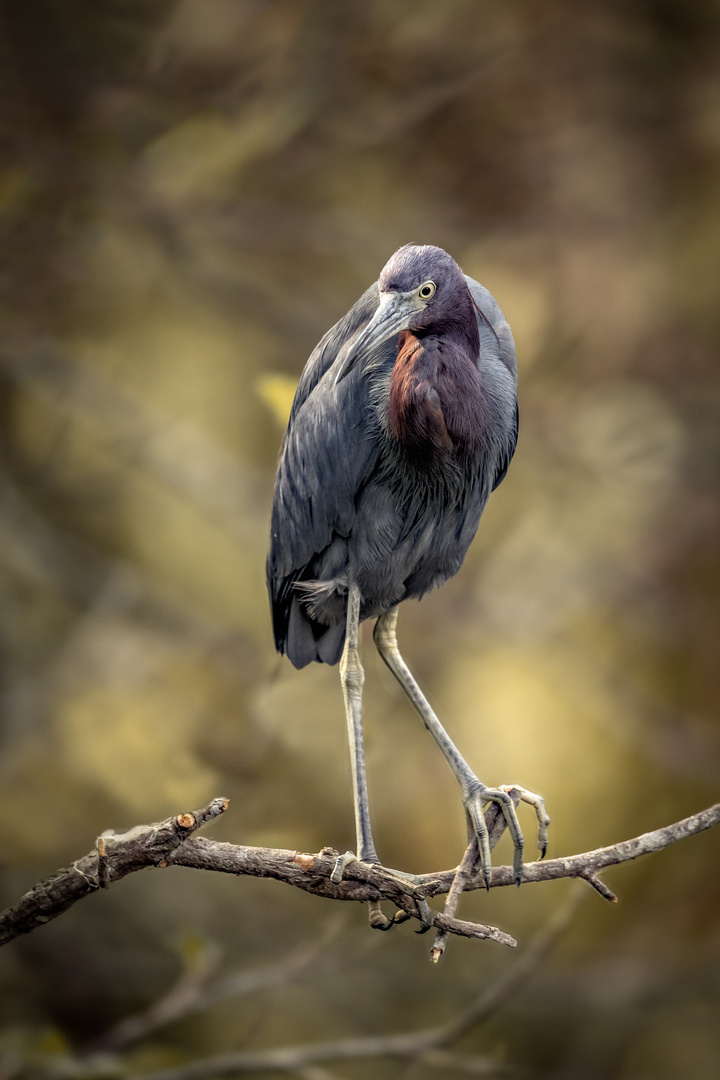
top-left (267, 244), bottom-right (549, 904)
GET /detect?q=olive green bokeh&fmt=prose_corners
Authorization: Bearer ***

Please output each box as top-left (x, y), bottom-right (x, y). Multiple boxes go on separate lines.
top-left (1, 2), bottom-right (719, 1077)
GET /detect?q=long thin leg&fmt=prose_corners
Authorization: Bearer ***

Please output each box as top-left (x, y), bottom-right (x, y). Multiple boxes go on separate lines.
top-left (373, 607), bottom-right (549, 887)
top-left (334, 590), bottom-right (441, 931)
top-left (339, 582), bottom-right (379, 865)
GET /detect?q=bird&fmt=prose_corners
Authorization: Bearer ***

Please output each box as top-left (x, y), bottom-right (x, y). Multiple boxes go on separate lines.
top-left (267, 243), bottom-right (549, 906)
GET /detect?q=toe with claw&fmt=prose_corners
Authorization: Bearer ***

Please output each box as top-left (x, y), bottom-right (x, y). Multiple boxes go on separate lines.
top-left (330, 852), bottom-right (434, 931)
top-left (463, 781), bottom-right (525, 887)
top-left (463, 780), bottom-right (550, 888)
top-left (502, 784), bottom-right (551, 860)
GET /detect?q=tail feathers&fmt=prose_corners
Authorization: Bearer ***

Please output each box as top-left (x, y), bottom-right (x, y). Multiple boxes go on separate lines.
top-left (279, 593), bottom-right (346, 668)
top-left (315, 621), bottom-right (345, 666)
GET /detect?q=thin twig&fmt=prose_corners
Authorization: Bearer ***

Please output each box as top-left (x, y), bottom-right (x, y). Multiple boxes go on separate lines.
top-left (578, 869), bottom-right (618, 903)
top-left (430, 796), bottom-right (516, 963)
top-left (429, 838), bottom-right (480, 963)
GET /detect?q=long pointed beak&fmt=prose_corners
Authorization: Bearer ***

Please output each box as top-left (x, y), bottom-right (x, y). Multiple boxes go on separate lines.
top-left (334, 292), bottom-right (418, 385)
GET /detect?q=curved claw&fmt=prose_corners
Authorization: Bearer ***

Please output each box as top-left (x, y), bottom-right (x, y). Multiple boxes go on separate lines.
top-left (368, 900), bottom-right (395, 931)
top-left (464, 783), bottom-right (525, 887)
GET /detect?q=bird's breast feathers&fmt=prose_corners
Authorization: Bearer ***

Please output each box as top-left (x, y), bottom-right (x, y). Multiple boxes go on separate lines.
top-left (386, 330), bottom-right (486, 458)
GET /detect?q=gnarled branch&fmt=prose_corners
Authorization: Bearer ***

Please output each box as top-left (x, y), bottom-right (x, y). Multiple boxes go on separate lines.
top-left (1, 797), bottom-right (718, 951)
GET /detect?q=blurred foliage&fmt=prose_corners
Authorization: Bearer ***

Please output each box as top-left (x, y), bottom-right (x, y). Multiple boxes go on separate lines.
top-left (1, 1), bottom-right (720, 1077)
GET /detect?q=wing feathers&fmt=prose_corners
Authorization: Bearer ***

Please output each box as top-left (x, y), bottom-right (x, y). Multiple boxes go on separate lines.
top-left (267, 286), bottom-right (384, 664)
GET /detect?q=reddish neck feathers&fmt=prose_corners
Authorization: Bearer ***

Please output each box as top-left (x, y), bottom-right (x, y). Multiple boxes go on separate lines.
top-left (389, 330), bottom-right (485, 457)
top-left (387, 332), bottom-right (451, 454)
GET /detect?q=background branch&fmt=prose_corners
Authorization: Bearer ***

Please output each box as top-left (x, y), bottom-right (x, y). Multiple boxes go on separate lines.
top-left (115, 889), bottom-right (582, 1080)
top-left (82, 919), bottom-right (344, 1056)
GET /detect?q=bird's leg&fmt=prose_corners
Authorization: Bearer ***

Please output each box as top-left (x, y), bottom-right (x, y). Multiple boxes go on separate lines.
top-left (339, 582), bottom-right (379, 866)
top-left (373, 607), bottom-right (549, 888)
top-left (335, 586), bottom-right (434, 931)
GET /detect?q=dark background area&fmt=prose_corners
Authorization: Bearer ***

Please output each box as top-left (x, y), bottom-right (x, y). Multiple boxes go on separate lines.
top-left (1, 1), bottom-right (719, 1077)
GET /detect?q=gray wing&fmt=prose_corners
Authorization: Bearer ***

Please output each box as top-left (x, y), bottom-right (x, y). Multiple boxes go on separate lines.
top-left (267, 283), bottom-right (386, 665)
top-left (464, 275), bottom-right (518, 381)
top-left (464, 275), bottom-right (519, 490)
top-left (289, 283), bottom-right (379, 421)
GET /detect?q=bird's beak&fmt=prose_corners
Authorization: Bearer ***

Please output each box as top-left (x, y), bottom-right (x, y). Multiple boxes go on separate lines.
top-left (334, 291), bottom-right (419, 385)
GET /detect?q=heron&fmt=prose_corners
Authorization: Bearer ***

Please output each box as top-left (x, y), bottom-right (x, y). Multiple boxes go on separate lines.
top-left (267, 244), bottom-right (549, 914)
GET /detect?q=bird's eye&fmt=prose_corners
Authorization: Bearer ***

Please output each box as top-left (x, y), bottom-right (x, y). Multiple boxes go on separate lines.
top-left (418, 281), bottom-right (436, 300)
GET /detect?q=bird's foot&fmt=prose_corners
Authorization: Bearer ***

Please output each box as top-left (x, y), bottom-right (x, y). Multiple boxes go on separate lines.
top-left (463, 781), bottom-right (550, 889)
top-left (331, 851), bottom-right (434, 931)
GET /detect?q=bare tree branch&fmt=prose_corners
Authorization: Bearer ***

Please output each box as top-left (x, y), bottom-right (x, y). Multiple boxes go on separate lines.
top-left (1, 798), bottom-right (718, 952)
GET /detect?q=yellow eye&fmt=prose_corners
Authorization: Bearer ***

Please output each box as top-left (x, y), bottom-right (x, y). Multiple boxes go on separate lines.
top-left (418, 280), bottom-right (436, 300)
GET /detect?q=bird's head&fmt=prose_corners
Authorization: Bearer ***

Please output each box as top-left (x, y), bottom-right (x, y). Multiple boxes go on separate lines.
top-left (335, 244), bottom-right (474, 384)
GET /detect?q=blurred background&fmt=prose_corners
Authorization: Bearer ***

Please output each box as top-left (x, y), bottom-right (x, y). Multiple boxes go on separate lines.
top-left (1, 1), bottom-right (719, 1077)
